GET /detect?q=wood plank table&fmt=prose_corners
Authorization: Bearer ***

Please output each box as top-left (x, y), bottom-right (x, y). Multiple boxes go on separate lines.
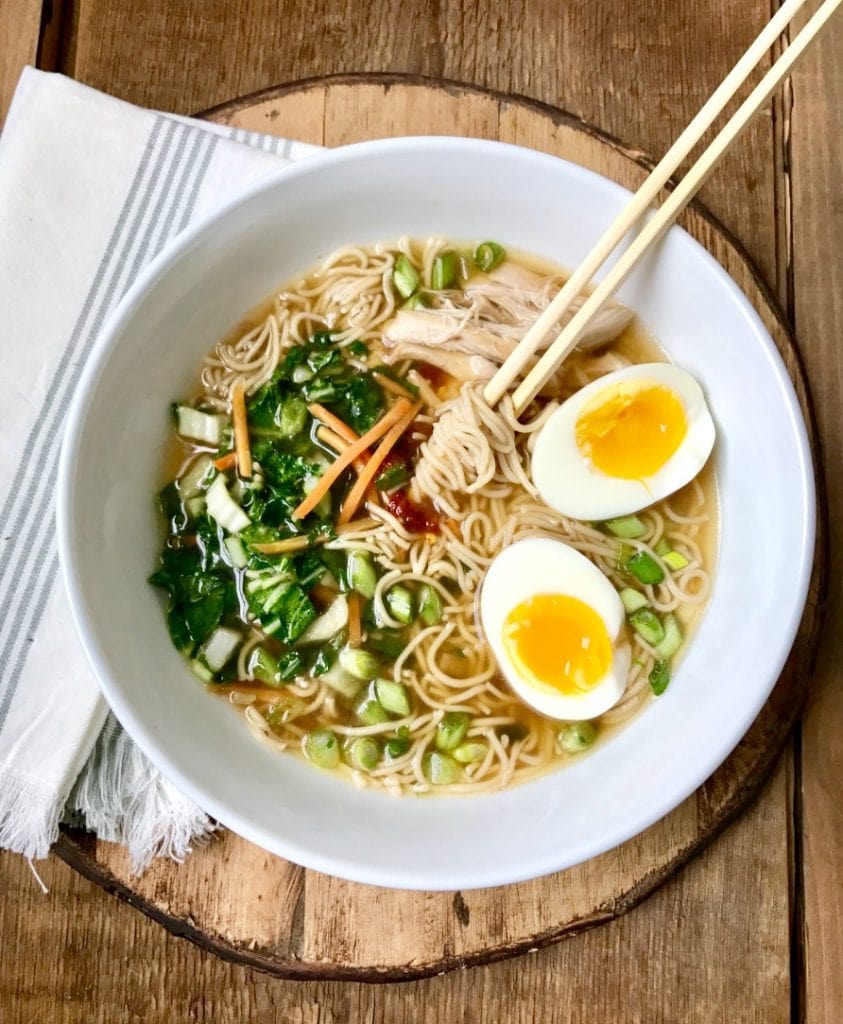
top-left (1, 3), bottom-right (840, 1021)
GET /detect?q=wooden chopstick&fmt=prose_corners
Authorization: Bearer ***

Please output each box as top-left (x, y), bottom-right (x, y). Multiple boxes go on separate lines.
top-left (509, 0), bottom-right (841, 414)
top-left (481, 0), bottom-right (811, 409)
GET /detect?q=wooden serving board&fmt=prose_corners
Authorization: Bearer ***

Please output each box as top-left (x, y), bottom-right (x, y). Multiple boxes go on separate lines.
top-left (55, 74), bottom-right (826, 983)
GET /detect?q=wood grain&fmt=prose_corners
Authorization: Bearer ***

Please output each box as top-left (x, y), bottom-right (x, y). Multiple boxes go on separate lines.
top-left (49, 77), bottom-right (824, 982)
top-left (63, 0), bottom-right (779, 282)
top-left (1, 758), bottom-right (792, 1024)
top-left (789, 9), bottom-right (843, 1024)
top-left (0, 0), bottom-right (42, 123)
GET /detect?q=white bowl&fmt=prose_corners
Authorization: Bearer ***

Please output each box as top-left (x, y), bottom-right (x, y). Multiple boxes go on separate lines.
top-left (58, 138), bottom-right (815, 891)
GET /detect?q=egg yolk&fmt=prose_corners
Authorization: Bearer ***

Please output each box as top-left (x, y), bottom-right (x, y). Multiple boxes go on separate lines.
top-left (575, 380), bottom-right (687, 480)
top-left (502, 594), bottom-right (612, 694)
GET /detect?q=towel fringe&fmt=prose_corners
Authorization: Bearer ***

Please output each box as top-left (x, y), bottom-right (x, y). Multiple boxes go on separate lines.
top-left (0, 767), bottom-right (66, 860)
top-left (67, 715), bottom-right (216, 874)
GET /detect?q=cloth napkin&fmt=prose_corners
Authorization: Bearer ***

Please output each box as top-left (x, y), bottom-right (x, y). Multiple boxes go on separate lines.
top-left (0, 68), bottom-right (320, 870)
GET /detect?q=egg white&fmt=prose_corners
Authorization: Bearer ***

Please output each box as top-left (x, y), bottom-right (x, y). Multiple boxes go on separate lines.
top-left (479, 537), bottom-right (630, 721)
top-left (531, 363), bottom-right (716, 521)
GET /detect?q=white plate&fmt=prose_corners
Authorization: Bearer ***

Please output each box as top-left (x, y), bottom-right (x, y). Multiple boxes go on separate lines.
top-left (58, 138), bottom-right (815, 890)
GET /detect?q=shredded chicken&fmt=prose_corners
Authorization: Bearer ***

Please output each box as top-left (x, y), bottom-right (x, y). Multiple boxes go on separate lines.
top-left (380, 261), bottom-right (635, 387)
top-left (382, 310), bottom-right (517, 363)
top-left (381, 341), bottom-right (497, 382)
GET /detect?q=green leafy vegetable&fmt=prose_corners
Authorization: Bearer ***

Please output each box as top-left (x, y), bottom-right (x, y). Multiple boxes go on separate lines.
top-left (649, 660), bottom-right (671, 695)
top-left (473, 241), bottom-right (505, 272)
top-left (625, 551), bottom-right (665, 585)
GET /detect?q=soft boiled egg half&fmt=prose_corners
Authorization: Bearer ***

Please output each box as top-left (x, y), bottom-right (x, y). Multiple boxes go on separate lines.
top-left (480, 537), bottom-right (631, 721)
top-left (531, 363), bottom-right (715, 521)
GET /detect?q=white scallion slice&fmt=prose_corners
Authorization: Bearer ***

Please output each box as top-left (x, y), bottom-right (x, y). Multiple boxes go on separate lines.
top-left (176, 406), bottom-right (227, 446)
top-left (200, 626), bottom-right (241, 672)
top-left (223, 536), bottom-right (248, 569)
top-left (297, 594), bottom-right (349, 645)
top-left (206, 474), bottom-right (250, 534)
top-left (178, 453), bottom-right (215, 497)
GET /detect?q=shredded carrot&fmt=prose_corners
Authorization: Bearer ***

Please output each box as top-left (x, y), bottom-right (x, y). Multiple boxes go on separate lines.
top-left (293, 398), bottom-right (412, 520)
top-left (338, 402), bottom-right (422, 525)
top-left (316, 425), bottom-right (368, 475)
top-left (250, 535), bottom-right (310, 554)
top-left (213, 451), bottom-right (237, 471)
top-left (308, 403), bottom-right (360, 445)
top-left (231, 383), bottom-right (252, 479)
top-left (372, 370), bottom-right (415, 399)
top-left (347, 591), bottom-right (362, 648)
top-left (250, 516), bottom-right (379, 554)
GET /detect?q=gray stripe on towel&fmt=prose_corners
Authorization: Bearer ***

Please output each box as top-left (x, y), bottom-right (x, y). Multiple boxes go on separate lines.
top-left (0, 118), bottom-right (219, 735)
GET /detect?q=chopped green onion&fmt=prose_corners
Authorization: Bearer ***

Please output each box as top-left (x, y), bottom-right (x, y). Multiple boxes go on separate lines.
top-left (374, 679), bottom-right (411, 717)
top-left (604, 515), bottom-right (646, 539)
top-left (649, 660), bottom-right (671, 695)
top-left (190, 659), bottom-right (214, 683)
top-left (417, 584), bottom-right (443, 626)
top-left (276, 650), bottom-right (303, 680)
top-left (423, 751), bottom-right (462, 785)
top-left (385, 735), bottom-right (411, 759)
top-left (620, 587), bottom-right (649, 614)
top-left (348, 340), bottom-right (369, 358)
top-left (291, 364), bottom-right (314, 384)
top-left (307, 348), bottom-right (341, 374)
top-left (392, 254), bottom-right (420, 298)
top-left (297, 594), bottom-right (348, 644)
top-left (654, 537), bottom-right (672, 556)
top-left (200, 626), bottom-right (241, 672)
top-left (206, 474), bottom-right (250, 534)
top-left (248, 646), bottom-right (285, 686)
top-left (304, 728), bottom-right (340, 769)
top-left (654, 613), bottom-right (683, 658)
top-left (629, 607), bottom-right (665, 646)
top-left (346, 551), bottom-right (377, 599)
top-left (318, 660), bottom-right (360, 699)
top-left (357, 697), bottom-right (390, 726)
top-left (625, 551), bottom-right (665, 585)
top-left (347, 736), bottom-right (380, 771)
top-left (175, 405), bottom-right (227, 446)
top-left (338, 646), bottom-right (380, 681)
top-left (178, 454), bottom-right (215, 498)
top-left (366, 629), bottom-right (407, 660)
top-left (375, 461), bottom-right (411, 492)
top-left (452, 740), bottom-right (488, 764)
top-left (435, 711), bottom-right (470, 752)
top-left (402, 292), bottom-right (430, 310)
top-left (223, 535), bottom-right (248, 569)
top-left (385, 584), bottom-right (414, 624)
top-left (663, 550), bottom-right (689, 571)
top-left (185, 495), bottom-right (206, 521)
top-left (558, 721), bottom-right (598, 753)
top-left (431, 251), bottom-right (458, 290)
top-left (473, 241), bottom-right (505, 272)
top-left (278, 396), bottom-right (308, 438)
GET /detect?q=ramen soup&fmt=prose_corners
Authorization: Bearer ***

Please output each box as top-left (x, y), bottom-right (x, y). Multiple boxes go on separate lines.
top-left (150, 238), bottom-right (717, 795)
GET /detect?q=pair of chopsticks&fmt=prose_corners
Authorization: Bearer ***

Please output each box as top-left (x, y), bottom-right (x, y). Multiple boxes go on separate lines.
top-left (483, 0), bottom-right (841, 415)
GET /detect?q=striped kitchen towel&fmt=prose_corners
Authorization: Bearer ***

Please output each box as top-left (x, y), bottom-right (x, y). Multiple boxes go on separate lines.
top-left (0, 68), bottom-right (319, 870)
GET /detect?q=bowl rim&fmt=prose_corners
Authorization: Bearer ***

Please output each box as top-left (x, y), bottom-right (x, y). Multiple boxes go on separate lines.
top-left (57, 135), bottom-right (816, 889)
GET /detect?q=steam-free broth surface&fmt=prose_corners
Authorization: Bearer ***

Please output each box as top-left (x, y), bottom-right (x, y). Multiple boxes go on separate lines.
top-left (150, 238), bottom-right (717, 795)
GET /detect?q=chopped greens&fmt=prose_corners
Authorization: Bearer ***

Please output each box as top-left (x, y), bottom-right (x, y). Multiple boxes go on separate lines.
top-left (151, 262), bottom-right (700, 794)
top-left (625, 550), bottom-right (665, 585)
top-left (473, 241), bottom-right (505, 272)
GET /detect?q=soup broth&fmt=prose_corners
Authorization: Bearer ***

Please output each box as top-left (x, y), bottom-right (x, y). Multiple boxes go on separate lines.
top-left (151, 238), bottom-right (717, 795)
